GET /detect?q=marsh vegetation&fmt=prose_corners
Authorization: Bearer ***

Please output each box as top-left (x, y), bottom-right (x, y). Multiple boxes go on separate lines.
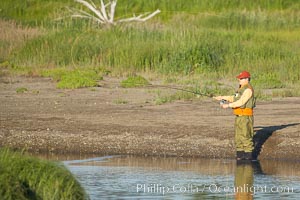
top-left (1, 0), bottom-right (299, 97)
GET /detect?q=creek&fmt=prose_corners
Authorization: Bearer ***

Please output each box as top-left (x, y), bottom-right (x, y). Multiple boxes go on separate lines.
top-left (57, 155), bottom-right (300, 199)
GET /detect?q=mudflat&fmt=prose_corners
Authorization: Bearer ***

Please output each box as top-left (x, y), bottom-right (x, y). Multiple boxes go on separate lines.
top-left (1, 76), bottom-right (299, 160)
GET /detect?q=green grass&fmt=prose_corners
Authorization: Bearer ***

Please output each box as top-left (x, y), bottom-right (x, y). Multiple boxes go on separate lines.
top-left (0, 148), bottom-right (88, 200)
top-left (2, 0), bottom-right (300, 24)
top-left (152, 80), bottom-right (231, 104)
top-left (56, 70), bottom-right (102, 89)
top-left (0, 0), bottom-right (74, 26)
top-left (155, 91), bottom-right (195, 105)
top-left (16, 87), bottom-right (28, 93)
top-left (41, 67), bottom-right (103, 89)
top-left (120, 75), bottom-right (150, 88)
top-left (113, 98), bottom-right (129, 104)
top-left (1, 0), bottom-right (300, 96)
top-left (252, 73), bottom-right (285, 89)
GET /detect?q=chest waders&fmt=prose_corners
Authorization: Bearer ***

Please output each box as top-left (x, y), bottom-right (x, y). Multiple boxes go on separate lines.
top-left (233, 84), bottom-right (255, 160)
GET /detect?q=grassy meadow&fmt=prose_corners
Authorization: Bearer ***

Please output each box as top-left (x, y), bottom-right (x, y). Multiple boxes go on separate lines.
top-left (0, 0), bottom-right (300, 97)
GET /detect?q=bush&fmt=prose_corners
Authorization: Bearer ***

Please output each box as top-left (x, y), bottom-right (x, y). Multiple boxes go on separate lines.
top-left (0, 148), bottom-right (89, 200)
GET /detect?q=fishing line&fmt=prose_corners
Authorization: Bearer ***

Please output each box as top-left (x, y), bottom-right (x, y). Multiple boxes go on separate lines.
top-left (100, 78), bottom-right (234, 106)
top-left (143, 84), bottom-right (214, 98)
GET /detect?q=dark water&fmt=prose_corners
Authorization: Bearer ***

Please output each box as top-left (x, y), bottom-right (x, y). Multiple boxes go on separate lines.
top-left (60, 155), bottom-right (300, 199)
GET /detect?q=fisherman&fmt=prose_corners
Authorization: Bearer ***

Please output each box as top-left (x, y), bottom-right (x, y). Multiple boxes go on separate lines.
top-left (214, 71), bottom-right (255, 160)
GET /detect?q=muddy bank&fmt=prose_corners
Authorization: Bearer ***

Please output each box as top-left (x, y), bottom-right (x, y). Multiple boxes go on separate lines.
top-left (0, 76), bottom-right (299, 160)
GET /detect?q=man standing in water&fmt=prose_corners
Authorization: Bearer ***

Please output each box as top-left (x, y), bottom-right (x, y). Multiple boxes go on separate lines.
top-left (214, 71), bottom-right (255, 161)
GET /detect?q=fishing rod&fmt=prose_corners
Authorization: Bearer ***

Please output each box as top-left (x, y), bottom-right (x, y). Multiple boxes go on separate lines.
top-left (145, 84), bottom-right (232, 106)
top-left (143, 84), bottom-right (235, 106)
top-left (103, 79), bottom-right (229, 103)
top-left (145, 84), bottom-right (214, 98)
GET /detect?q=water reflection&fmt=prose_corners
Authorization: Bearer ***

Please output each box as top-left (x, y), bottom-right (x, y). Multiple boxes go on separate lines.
top-left (235, 161), bottom-right (255, 200)
top-left (71, 156), bottom-right (235, 175)
top-left (60, 156), bottom-right (300, 199)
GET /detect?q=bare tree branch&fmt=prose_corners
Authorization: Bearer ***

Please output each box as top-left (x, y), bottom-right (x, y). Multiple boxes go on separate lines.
top-left (70, 0), bottom-right (160, 26)
top-left (117, 10), bottom-right (161, 23)
top-left (75, 0), bottom-right (105, 22)
top-left (99, 0), bottom-right (109, 22)
top-left (109, 0), bottom-right (117, 23)
top-left (69, 7), bottom-right (104, 24)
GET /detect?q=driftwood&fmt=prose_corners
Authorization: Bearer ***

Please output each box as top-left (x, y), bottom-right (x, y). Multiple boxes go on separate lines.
top-left (70, 0), bottom-right (161, 25)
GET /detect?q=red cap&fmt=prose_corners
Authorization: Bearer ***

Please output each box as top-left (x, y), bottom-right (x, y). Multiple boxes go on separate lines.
top-left (236, 71), bottom-right (251, 79)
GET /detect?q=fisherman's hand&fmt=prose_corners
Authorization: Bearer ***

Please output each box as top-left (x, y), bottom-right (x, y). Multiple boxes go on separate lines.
top-left (221, 104), bottom-right (230, 109)
top-left (213, 96), bottom-right (223, 101)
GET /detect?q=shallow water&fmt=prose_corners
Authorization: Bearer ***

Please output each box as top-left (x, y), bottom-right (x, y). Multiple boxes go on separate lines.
top-left (60, 155), bottom-right (300, 199)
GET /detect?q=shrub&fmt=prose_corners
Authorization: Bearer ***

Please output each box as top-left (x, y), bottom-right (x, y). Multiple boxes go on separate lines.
top-left (0, 148), bottom-right (89, 200)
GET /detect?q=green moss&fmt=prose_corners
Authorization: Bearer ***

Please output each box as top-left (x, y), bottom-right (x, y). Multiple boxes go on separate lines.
top-left (41, 68), bottom-right (70, 81)
top-left (113, 99), bottom-right (129, 104)
top-left (16, 87), bottom-right (28, 93)
top-left (41, 68), bottom-right (103, 89)
top-left (56, 70), bottom-right (102, 89)
top-left (120, 75), bottom-right (150, 88)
